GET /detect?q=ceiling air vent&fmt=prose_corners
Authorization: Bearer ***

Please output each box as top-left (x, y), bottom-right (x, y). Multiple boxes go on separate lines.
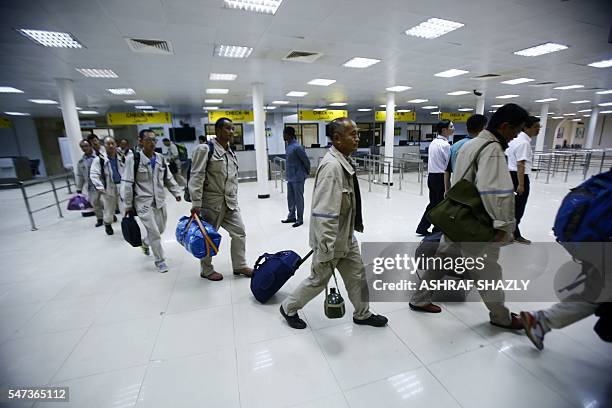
top-left (282, 50), bottom-right (323, 63)
top-left (471, 74), bottom-right (501, 79)
top-left (125, 38), bottom-right (174, 55)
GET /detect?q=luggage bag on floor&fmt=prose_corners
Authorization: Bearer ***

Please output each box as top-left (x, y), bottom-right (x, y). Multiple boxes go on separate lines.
top-left (67, 194), bottom-right (92, 210)
top-left (251, 249), bottom-right (313, 303)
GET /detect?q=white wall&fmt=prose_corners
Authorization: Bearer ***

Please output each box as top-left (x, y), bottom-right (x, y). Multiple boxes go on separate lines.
top-left (591, 114), bottom-right (612, 148)
top-left (0, 117), bottom-right (47, 176)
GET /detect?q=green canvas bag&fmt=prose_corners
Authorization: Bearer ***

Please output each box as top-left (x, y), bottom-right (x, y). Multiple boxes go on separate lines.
top-left (426, 141), bottom-right (498, 242)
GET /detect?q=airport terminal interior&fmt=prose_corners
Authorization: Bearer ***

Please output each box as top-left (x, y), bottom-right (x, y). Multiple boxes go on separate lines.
top-left (0, 0), bottom-right (611, 407)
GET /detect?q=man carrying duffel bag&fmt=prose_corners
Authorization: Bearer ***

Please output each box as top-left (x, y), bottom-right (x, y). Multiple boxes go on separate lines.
top-left (279, 117), bottom-right (388, 329)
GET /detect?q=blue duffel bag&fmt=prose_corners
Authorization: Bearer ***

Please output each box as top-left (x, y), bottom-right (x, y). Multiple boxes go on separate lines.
top-left (251, 250), bottom-right (313, 303)
top-left (176, 213), bottom-right (222, 259)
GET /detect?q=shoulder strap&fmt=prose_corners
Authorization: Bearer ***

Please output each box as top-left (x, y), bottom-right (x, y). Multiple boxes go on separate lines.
top-left (458, 140), bottom-right (498, 181)
top-left (206, 141), bottom-right (215, 161)
top-left (132, 151), bottom-right (140, 201)
top-left (99, 156), bottom-right (106, 189)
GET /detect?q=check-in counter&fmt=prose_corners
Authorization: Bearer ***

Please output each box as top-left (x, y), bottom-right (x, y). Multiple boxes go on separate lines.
top-left (235, 150), bottom-right (257, 179)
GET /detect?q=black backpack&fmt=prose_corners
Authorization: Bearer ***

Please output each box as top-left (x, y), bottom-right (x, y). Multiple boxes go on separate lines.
top-left (184, 141), bottom-right (214, 202)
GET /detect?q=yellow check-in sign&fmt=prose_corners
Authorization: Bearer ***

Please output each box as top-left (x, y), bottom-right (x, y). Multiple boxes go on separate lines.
top-left (106, 112), bottom-right (172, 125)
top-left (0, 117), bottom-right (12, 128)
top-left (440, 112), bottom-right (472, 122)
top-left (209, 110), bottom-right (255, 122)
top-left (375, 111), bottom-right (416, 122)
top-left (298, 110), bottom-right (348, 121)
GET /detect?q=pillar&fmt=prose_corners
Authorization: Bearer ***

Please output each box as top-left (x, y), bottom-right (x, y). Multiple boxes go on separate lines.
top-left (475, 94), bottom-right (485, 115)
top-left (384, 92), bottom-right (395, 184)
top-left (56, 78), bottom-right (83, 176)
top-left (252, 83), bottom-right (270, 198)
top-left (535, 103), bottom-right (549, 152)
top-left (585, 107), bottom-right (599, 149)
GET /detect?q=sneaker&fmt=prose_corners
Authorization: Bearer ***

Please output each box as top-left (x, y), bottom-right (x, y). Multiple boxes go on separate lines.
top-left (141, 243), bottom-right (150, 256)
top-left (520, 311), bottom-right (545, 350)
top-left (157, 262), bottom-right (169, 273)
top-left (95, 219), bottom-right (104, 227)
top-left (515, 236), bottom-right (532, 245)
top-left (105, 224), bottom-right (114, 235)
top-left (280, 305), bottom-right (307, 329)
top-left (281, 218), bottom-right (297, 224)
top-left (354, 314), bottom-right (388, 327)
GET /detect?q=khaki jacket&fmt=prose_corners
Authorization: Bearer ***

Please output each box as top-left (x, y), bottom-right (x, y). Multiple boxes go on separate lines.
top-left (90, 154), bottom-right (122, 197)
top-left (75, 154), bottom-right (96, 192)
top-left (309, 146), bottom-right (362, 263)
top-left (188, 139), bottom-right (239, 211)
top-left (452, 130), bottom-right (516, 241)
top-left (122, 151), bottom-right (182, 214)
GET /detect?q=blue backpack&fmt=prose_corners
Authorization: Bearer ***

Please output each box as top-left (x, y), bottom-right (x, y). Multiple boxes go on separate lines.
top-left (553, 170), bottom-right (612, 243)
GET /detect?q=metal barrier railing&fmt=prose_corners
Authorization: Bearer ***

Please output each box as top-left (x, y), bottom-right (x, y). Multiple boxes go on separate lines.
top-left (1, 172), bottom-right (76, 231)
top-left (269, 157), bottom-right (286, 193)
top-left (533, 148), bottom-right (612, 183)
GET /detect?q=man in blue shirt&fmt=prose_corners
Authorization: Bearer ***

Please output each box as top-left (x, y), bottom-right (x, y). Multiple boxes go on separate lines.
top-left (281, 127), bottom-right (311, 227)
top-left (445, 114), bottom-right (488, 187)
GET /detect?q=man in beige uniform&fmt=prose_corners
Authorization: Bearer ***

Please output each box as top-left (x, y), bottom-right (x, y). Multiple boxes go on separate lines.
top-left (75, 139), bottom-right (104, 227)
top-left (90, 137), bottom-right (123, 235)
top-left (189, 117), bottom-right (253, 281)
top-left (280, 118), bottom-right (388, 329)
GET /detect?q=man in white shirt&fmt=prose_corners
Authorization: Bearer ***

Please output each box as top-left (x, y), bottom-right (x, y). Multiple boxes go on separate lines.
top-left (416, 120), bottom-right (453, 235)
top-left (506, 116), bottom-right (540, 244)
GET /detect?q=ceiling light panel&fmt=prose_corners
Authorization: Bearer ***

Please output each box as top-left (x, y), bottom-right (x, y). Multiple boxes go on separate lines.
top-left (223, 0), bottom-right (283, 15)
top-left (570, 100), bottom-right (590, 104)
top-left (434, 69), bottom-right (469, 77)
top-left (16, 29), bottom-right (83, 48)
top-left (272, 100), bottom-right (290, 105)
top-left (124, 99), bottom-right (146, 104)
top-left (554, 84), bottom-right (584, 90)
top-left (513, 42), bottom-right (568, 57)
top-left (577, 109), bottom-right (591, 112)
top-left (79, 110), bottom-right (99, 114)
top-left (447, 90), bottom-right (470, 95)
top-left (135, 105), bottom-right (154, 109)
top-left (142, 110), bottom-right (159, 113)
top-left (286, 91), bottom-right (307, 97)
top-left (4, 112), bottom-right (29, 116)
top-left (0, 86), bottom-right (24, 93)
top-left (263, 106), bottom-right (276, 110)
top-left (600, 110), bottom-right (612, 114)
top-left (534, 98), bottom-right (558, 102)
top-left (28, 99), bottom-right (58, 104)
top-left (358, 108), bottom-right (372, 112)
top-left (405, 18), bottom-right (464, 39)
top-left (214, 45), bottom-right (253, 58)
top-left (407, 99), bottom-right (428, 103)
top-left (307, 78), bottom-right (336, 86)
top-left (386, 85), bottom-right (411, 92)
top-left (397, 109), bottom-right (411, 112)
top-left (107, 88), bottom-right (135, 95)
top-left (203, 106), bottom-right (219, 110)
top-left (491, 104), bottom-right (503, 108)
top-left (422, 105), bottom-right (438, 109)
top-left (596, 90), bottom-right (612, 95)
top-left (313, 108), bottom-right (327, 111)
top-left (496, 94), bottom-right (519, 99)
top-left (501, 77), bottom-right (534, 85)
top-left (329, 102), bottom-right (347, 106)
top-left (599, 102), bottom-right (612, 106)
top-left (430, 111), bottom-right (441, 115)
top-left (206, 88), bottom-right (229, 94)
top-left (343, 57), bottom-right (380, 68)
top-left (209, 73), bottom-right (237, 81)
top-left (563, 113), bottom-right (576, 116)
top-left (204, 99), bottom-right (223, 104)
top-left (587, 59), bottom-right (612, 68)
top-left (458, 108), bottom-right (474, 111)
top-left (551, 116), bottom-right (563, 119)
top-left (76, 68), bottom-right (118, 78)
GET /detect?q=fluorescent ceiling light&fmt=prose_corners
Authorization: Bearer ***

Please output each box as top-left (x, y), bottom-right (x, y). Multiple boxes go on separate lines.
top-left (135, 105), bottom-right (154, 109)
top-left (577, 109), bottom-right (592, 113)
top-left (598, 102), bottom-right (612, 106)
top-left (458, 108), bottom-right (474, 111)
top-left (547, 112), bottom-right (556, 115)
top-left (491, 104), bottom-right (503, 108)
top-left (204, 99), bottom-right (223, 104)
top-left (79, 110), bottom-right (99, 114)
top-left (313, 108), bottom-right (327, 111)
top-left (264, 106), bottom-right (276, 110)
top-left (596, 90), bottom-right (612, 95)
top-left (447, 90), bottom-right (470, 95)
top-left (430, 111), bottom-right (441, 115)
top-left (4, 112), bottom-right (29, 116)
top-left (407, 99), bottom-right (428, 103)
top-left (143, 110), bottom-right (159, 113)
top-left (214, 45), bottom-right (253, 58)
top-left (329, 102), bottom-right (347, 106)
top-left (405, 18), bottom-right (464, 39)
top-left (206, 88), bottom-right (229, 94)
top-left (386, 85), bottom-right (411, 92)
top-left (286, 91), bottom-right (307, 97)
top-left (124, 99), bottom-right (146, 104)
top-left (379, 105), bottom-right (386, 108)
top-left (28, 99), bottom-right (58, 104)
top-left (58, 106), bottom-right (81, 110)
top-left (535, 98), bottom-right (558, 102)
top-left (489, 110), bottom-right (497, 113)
top-left (600, 110), bottom-right (612, 114)
top-left (107, 88), bottom-right (135, 95)
top-left (571, 119), bottom-right (581, 122)
top-left (513, 42), bottom-right (568, 57)
top-left (422, 106), bottom-right (438, 109)
top-left (563, 113), bottom-right (576, 116)
top-left (76, 68), bottom-right (118, 78)
top-left (223, 0), bottom-right (283, 15)
top-left (501, 77), bottom-right (534, 85)
top-left (397, 109), bottom-right (411, 112)
top-left (583, 114), bottom-right (591, 117)
top-left (307, 78), bottom-right (336, 86)
top-left (570, 100), bottom-right (590, 104)
top-left (358, 108), bottom-right (372, 112)
top-left (203, 106), bottom-right (219, 110)
top-left (272, 100), bottom-right (290, 105)
top-left (16, 29), bottom-right (83, 48)
top-left (554, 84), bottom-right (584, 90)
top-left (551, 116), bottom-right (563, 119)
top-left (343, 57), bottom-right (380, 69)
top-left (434, 69), bottom-right (469, 78)
top-left (587, 59), bottom-right (612, 68)
top-left (0, 86), bottom-right (24, 93)
top-left (495, 94), bottom-right (519, 99)
top-left (209, 73), bottom-right (237, 81)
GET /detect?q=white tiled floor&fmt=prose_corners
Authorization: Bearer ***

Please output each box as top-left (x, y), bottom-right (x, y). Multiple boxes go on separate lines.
top-left (0, 172), bottom-right (610, 408)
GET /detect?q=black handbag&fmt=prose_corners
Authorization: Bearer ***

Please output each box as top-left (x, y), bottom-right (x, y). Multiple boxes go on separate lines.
top-left (121, 213), bottom-right (142, 247)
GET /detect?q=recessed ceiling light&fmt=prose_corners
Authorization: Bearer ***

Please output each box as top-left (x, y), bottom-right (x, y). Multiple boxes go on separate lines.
top-left (107, 88), bottom-right (135, 95)
top-left (0, 86), bottom-right (24, 93)
top-left (596, 89), bottom-right (612, 95)
top-left (447, 90), bottom-right (470, 95)
top-left (142, 110), bottom-right (159, 113)
top-left (583, 114), bottom-right (591, 117)
top-left (264, 106), bottom-right (276, 110)
top-left (407, 99), bottom-right (428, 103)
top-left (422, 105), bottom-right (438, 109)
top-left (28, 99), bottom-right (58, 104)
top-left (513, 42), bottom-right (568, 57)
top-left (209, 73), bottom-right (237, 81)
top-left (501, 77), bottom-right (534, 85)
top-left (547, 112), bottom-right (556, 115)
top-left (397, 109), bottom-right (411, 112)
top-left (571, 118), bottom-right (581, 122)
top-left (496, 94), bottom-right (519, 99)
top-left (570, 100), bottom-right (590, 104)
top-left (76, 68), bottom-right (118, 78)
top-left (577, 109), bottom-right (592, 113)
top-left (223, 0), bottom-right (284, 15)
top-left (534, 98), bottom-right (558, 102)
top-left (58, 106), bottom-right (81, 110)
top-left (206, 88), bottom-right (229, 94)
top-left (554, 84), bottom-right (584, 90)
top-left (587, 59), bottom-right (612, 68)
top-left (599, 102), bottom-right (612, 106)
top-left (79, 110), bottom-right (99, 115)
top-left (343, 57), bottom-right (381, 69)
top-left (16, 29), bottom-right (83, 48)
top-left (286, 91), bottom-right (307, 97)
top-left (563, 113), bottom-right (576, 116)
top-left (551, 116), bottom-right (563, 119)
top-left (203, 106), bottom-right (219, 110)
top-left (135, 105), bottom-right (154, 109)
top-left (214, 44), bottom-right (253, 58)
top-left (405, 18), bottom-right (464, 39)
top-left (204, 99), bottom-right (223, 104)
top-left (4, 112), bottom-right (29, 116)
top-left (430, 111), bottom-right (441, 115)
top-left (379, 105), bottom-right (386, 108)
top-left (600, 110), bottom-right (612, 114)
top-left (458, 108), bottom-right (474, 111)
top-left (386, 85), bottom-right (411, 92)
top-left (124, 99), bottom-right (146, 104)
top-left (358, 108), bottom-right (372, 112)
top-left (272, 100), bottom-right (290, 105)
top-left (489, 110), bottom-right (497, 113)
top-left (307, 78), bottom-right (336, 86)
top-left (491, 104), bottom-right (503, 108)
top-left (313, 108), bottom-right (327, 111)
top-left (329, 102), bottom-right (347, 106)
top-left (434, 69), bottom-right (469, 78)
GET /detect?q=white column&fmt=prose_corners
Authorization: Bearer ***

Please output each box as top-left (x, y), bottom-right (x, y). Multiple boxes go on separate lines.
top-left (475, 94), bottom-right (485, 115)
top-left (56, 79), bottom-right (83, 175)
top-left (585, 107), bottom-right (599, 149)
top-left (535, 103), bottom-right (549, 152)
top-left (384, 92), bottom-right (395, 184)
top-left (252, 83), bottom-right (270, 198)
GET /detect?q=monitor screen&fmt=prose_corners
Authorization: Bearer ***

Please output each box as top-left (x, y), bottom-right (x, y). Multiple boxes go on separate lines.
top-left (170, 127), bottom-right (196, 142)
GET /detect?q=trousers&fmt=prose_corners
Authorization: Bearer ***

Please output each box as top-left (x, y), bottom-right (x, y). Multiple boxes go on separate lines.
top-left (417, 173), bottom-right (445, 233)
top-left (88, 189), bottom-right (104, 220)
top-left (510, 171), bottom-right (530, 239)
top-left (287, 181), bottom-right (305, 223)
top-left (139, 206), bottom-right (168, 265)
top-left (101, 190), bottom-right (120, 225)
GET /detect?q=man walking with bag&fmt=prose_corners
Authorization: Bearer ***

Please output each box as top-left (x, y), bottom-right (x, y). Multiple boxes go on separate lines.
top-left (281, 126), bottom-right (310, 228)
top-left (90, 136), bottom-right (123, 235)
top-left (280, 117), bottom-right (388, 329)
top-left (75, 139), bottom-right (104, 227)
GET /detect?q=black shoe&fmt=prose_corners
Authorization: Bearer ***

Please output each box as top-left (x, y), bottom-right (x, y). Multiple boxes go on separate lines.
top-left (281, 218), bottom-right (297, 224)
top-left (415, 229), bottom-right (430, 236)
top-left (105, 224), bottom-right (114, 235)
top-left (354, 314), bottom-right (388, 327)
top-left (95, 219), bottom-right (103, 227)
top-left (280, 305), bottom-right (307, 329)
top-left (115, 208), bottom-right (120, 215)
top-left (113, 215), bottom-right (117, 222)
top-left (292, 221), bottom-right (303, 228)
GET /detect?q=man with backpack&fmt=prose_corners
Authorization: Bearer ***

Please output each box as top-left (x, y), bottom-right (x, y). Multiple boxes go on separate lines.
top-left (162, 138), bottom-right (187, 186)
top-left (188, 117), bottom-right (253, 281)
top-left (90, 136), bottom-right (123, 235)
top-left (75, 139), bottom-right (104, 227)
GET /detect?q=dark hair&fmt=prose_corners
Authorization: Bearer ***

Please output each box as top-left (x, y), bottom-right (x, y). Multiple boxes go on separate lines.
top-left (435, 120), bottom-right (452, 134)
top-left (162, 138), bottom-right (170, 142)
top-left (86, 133), bottom-right (99, 142)
top-left (284, 126), bottom-right (296, 137)
top-left (119, 138), bottom-right (129, 144)
top-left (466, 114), bottom-right (488, 134)
top-left (325, 117), bottom-right (349, 139)
top-left (524, 116), bottom-right (540, 129)
top-left (487, 103), bottom-right (529, 131)
top-left (198, 135), bottom-right (206, 141)
top-left (215, 117), bottom-right (232, 130)
top-left (139, 128), bottom-right (154, 139)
